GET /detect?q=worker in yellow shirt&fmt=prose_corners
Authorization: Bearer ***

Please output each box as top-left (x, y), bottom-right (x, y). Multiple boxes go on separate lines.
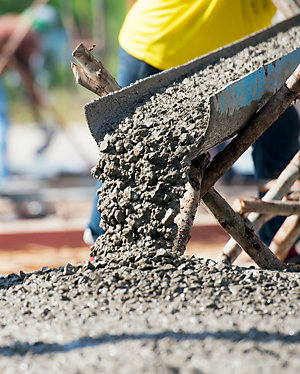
top-left (119, 0), bottom-right (276, 72)
top-left (85, 0), bottom-right (300, 263)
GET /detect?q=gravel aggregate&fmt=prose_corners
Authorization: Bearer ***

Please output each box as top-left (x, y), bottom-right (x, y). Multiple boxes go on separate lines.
top-left (1, 24), bottom-right (300, 373)
top-left (0, 251), bottom-right (300, 373)
top-left (91, 25), bottom-right (300, 258)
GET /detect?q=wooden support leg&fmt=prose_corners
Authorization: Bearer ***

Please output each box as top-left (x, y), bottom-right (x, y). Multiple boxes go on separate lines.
top-left (217, 151), bottom-right (300, 264)
top-left (173, 154), bottom-right (209, 255)
top-left (202, 188), bottom-right (289, 270)
top-left (270, 215), bottom-right (300, 261)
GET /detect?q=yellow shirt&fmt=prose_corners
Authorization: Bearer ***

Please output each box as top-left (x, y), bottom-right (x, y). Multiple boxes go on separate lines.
top-left (119, 0), bottom-right (276, 70)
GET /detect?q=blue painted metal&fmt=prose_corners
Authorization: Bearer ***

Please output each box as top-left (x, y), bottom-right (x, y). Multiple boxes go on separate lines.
top-left (200, 48), bottom-right (300, 152)
top-left (215, 48), bottom-right (300, 116)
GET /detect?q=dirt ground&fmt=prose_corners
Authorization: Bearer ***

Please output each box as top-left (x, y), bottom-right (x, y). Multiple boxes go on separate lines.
top-left (0, 178), bottom-right (258, 275)
top-left (0, 237), bottom-right (254, 276)
top-left (0, 212), bottom-right (254, 275)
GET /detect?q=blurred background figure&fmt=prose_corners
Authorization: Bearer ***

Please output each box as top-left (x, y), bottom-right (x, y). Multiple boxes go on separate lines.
top-left (0, 0), bottom-right (128, 275)
top-left (22, 4), bottom-right (70, 155)
top-left (0, 11), bottom-right (41, 178)
top-left (23, 4), bottom-right (68, 88)
top-left (0, 5), bottom-right (70, 162)
top-left (0, 0), bottom-right (125, 182)
top-left (0, 76), bottom-right (9, 180)
top-left (0, 0), bottom-right (130, 274)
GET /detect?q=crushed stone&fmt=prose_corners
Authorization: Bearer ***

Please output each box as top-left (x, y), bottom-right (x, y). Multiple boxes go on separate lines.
top-left (0, 252), bottom-right (300, 373)
top-left (92, 25), bottom-right (300, 258)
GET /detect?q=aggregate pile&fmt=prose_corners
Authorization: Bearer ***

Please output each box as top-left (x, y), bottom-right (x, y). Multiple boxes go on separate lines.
top-left (0, 253), bottom-right (299, 373)
top-left (91, 25), bottom-right (300, 258)
top-left (0, 23), bottom-right (300, 374)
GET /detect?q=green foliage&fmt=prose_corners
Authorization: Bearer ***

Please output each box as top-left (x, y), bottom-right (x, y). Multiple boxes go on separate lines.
top-left (0, 0), bottom-right (31, 14)
top-left (104, 0), bottom-right (126, 75)
top-left (0, 0), bottom-right (60, 15)
top-left (0, 0), bottom-right (126, 85)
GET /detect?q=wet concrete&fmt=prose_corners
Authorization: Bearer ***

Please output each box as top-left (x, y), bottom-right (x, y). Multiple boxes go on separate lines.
top-left (0, 253), bottom-right (299, 373)
top-left (91, 25), bottom-right (300, 258)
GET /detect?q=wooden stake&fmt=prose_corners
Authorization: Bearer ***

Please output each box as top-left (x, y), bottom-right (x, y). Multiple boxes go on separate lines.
top-left (201, 188), bottom-right (298, 270)
top-left (173, 154), bottom-right (209, 255)
top-left (217, 151), bottom-right (300, 264)
top-left (71, 43), bottom-right (120, 96)
top-left (235, 199), bottom-right (300, 216)
top-left (270, 215), bottom-right (300, 261)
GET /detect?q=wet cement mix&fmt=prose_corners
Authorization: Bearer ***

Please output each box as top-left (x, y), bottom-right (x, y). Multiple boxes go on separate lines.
top-left (0, 27), bottom-right (300, 373)
top-left (91, 25), bottom-right (300, 258)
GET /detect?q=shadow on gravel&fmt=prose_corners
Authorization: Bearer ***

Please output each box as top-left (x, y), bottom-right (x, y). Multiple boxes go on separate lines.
top-left (1, 328), bottom-right (299, 356)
